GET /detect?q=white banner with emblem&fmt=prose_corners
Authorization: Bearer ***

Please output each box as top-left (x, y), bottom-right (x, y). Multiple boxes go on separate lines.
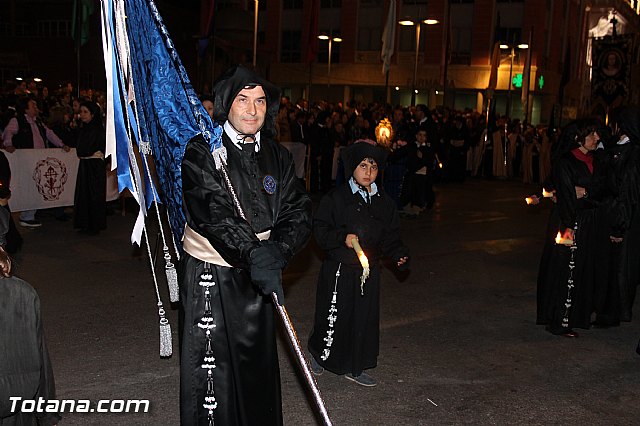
top-left (5, 148), bottom-right (120, 212)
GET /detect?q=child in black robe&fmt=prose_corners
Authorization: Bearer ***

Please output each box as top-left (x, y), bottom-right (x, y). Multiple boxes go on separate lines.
top-left (308, 141), bottom-right (409, 387)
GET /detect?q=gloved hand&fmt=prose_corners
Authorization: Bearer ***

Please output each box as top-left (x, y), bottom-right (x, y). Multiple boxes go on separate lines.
top-left (250, 242), bottom-right (286, 305)
top-left (250, 241), bottom-right (287, 270)
top-left (250, 266), bottom-right (284, 305)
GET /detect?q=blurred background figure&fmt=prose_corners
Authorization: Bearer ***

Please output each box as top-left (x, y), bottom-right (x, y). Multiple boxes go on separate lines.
top-left (0, 207), bottom-right (60, 426)
top-left (73, 101), bottom-right (106, 235)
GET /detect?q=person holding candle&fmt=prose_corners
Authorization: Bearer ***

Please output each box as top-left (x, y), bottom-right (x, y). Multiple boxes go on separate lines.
top-left (537, 119), bottom-right (606, 337)
top-left (308, 140), bottom-right (410, 387)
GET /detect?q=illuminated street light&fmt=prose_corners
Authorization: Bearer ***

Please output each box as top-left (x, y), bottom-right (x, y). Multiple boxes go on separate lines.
top-left (399, 17), bottom-right (439, 106)
top-left (253, 0), bottom-right (259, 67)
top-left (318, 34), bottom-right (342, 87)
top-left (500, 42), bottom-right (529, 117)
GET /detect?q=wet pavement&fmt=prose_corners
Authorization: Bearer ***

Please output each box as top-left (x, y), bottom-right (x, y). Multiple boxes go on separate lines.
top-left (13, 178), bottom-right (640, 425)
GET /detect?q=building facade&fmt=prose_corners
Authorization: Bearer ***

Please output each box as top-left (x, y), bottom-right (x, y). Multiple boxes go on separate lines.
top-left (2, 0), bottom-right (638, 125)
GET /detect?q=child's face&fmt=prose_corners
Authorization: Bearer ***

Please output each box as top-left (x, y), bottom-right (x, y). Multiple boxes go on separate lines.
top-left (353, 158), bottom-right (378, 190)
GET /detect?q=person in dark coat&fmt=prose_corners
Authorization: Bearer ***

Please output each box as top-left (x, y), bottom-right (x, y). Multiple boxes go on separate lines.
top-left (73, 101), bottom-right (106, 235)
top-left (0, 151), bottom-right (22, 253)
top-left (537, 119), bottom-right (604, 337)
top-left (179, 65), bottom-right (312, 426)
top-left (594, 107), bottom-right (640, 325)
top-left (0, 207), bottom-right (60, 426)
top-left (308, 141), bottom-right (409, 387)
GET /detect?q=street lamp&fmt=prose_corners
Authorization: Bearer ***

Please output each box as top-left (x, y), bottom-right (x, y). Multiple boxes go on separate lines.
top-left (500, 42), bottom-right (528, 117)
top-left (399, 18), bottom-right (439, 106)
top-left (253, 0), bottom-right (259, 67)
top-left (318, 34), bottom-right (342, 87)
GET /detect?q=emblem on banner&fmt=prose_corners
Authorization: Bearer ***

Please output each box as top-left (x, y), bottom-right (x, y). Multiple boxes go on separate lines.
top-left (33, 157), bottom-right (68, 201)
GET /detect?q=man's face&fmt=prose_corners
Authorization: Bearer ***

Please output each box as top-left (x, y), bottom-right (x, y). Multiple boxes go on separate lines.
top-left (26, 100), bottom-right (39, 118)
top-left (228, 86), bottom-right (267, 135)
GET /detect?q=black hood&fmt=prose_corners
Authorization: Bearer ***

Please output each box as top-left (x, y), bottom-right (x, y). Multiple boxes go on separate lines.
top-left (212, 65), bottom-right (280, 138)
top-left (342, 141), bottom-right (388, 178)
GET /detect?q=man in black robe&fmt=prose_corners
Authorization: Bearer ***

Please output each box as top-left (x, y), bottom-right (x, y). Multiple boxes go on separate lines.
top-left (179, 65), bottom-right (312, 425)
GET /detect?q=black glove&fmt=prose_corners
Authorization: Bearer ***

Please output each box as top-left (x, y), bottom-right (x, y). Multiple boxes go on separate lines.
top-left (250, 242), bottom-right (286, 305)
top-left (250, 241), bottom-right (287, 270)
top-left (250, 266), bottom-right (284, 305)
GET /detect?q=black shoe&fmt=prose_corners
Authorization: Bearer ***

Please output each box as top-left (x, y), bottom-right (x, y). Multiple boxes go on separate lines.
top-left (345, 372), bottom-right (377, 387)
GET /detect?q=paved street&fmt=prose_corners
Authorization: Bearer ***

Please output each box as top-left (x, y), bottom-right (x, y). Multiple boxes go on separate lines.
top-left (13, 178), bottom-right (640, 425)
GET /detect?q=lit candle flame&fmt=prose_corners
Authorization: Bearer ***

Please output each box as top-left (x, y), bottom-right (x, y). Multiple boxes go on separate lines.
top-left (525, 197), bottom-right (533, 205)
top-left (555, 232), bottom-right (573, 245)
top-left (438, 162), bottom-right (443, 169)
top-left (542, 189), bottom-right (553, 198)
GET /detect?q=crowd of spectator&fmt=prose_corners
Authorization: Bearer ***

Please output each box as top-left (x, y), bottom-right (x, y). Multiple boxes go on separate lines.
top-left (0, 77), bottom-right (559, 227)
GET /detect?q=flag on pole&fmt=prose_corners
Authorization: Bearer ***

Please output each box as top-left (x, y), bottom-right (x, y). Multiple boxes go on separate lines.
top-left (381, 0), bottom-right (396, 74)
top-left (306, 0), bottom-right (320, 63)
top-left (559, 41), bottom-right (571, 103)
top-left (72, 0), bottom-right (95, 47)
top-left (521, 28), bottom-right (533, 108)
top-left (487, 42), bottom-right (501, 93)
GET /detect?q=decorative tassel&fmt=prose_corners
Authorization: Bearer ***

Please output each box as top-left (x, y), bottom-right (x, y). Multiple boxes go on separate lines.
top-left (561, 222), bottom-right (578, 328)
top-left (158, 304), bottom-right (172, 357)
top-left (165, 251), bottom-right (179, 302)
top-left (321, 264), bottom-right (341, 361)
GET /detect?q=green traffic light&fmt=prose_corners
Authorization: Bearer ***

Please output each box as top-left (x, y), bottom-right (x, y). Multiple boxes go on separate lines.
top-left (512, 73), bottom-right (523, 88)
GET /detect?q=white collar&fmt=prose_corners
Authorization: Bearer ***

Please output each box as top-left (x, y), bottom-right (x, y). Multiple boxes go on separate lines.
top-left (224, 121), bottom-right (261, 152)
top-left (349, 177), bottom-right (378, 202)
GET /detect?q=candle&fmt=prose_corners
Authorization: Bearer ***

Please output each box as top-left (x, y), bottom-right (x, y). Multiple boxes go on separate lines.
top-left (525, 197), bottom-right (533, 205)
top-left (351, 238), bottom-right (370, 295)
top-left (351, 239), bottom-right (369, 270)
top-left (555, 231), bottom-right (574, 246)
top-left (542, 189), bottom-right (553, 198)
top-left (438, 162), bottom-right (443, 169)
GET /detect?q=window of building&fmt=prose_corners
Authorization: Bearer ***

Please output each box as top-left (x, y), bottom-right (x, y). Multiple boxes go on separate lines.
top-left (450, 26), bottom-right (472, 64)
top-left (360, 0), bottom-right (383, 6)
top-left (321, 0), bottom-right (342, 8)
top-left (496, 27), bottom-right (522, 46)
top-left (358, 27), bottom-right (382, 51)
top-left (399, 24), bottom-right (425, 52)
top-left (5, 22), bottom-right (32, 38)
top-left (281, 30), bottom-right (301, 63)
top-left (283, 0), bottom-right (302, 9)
top-left (37, 20), bottom-right (71, 38)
